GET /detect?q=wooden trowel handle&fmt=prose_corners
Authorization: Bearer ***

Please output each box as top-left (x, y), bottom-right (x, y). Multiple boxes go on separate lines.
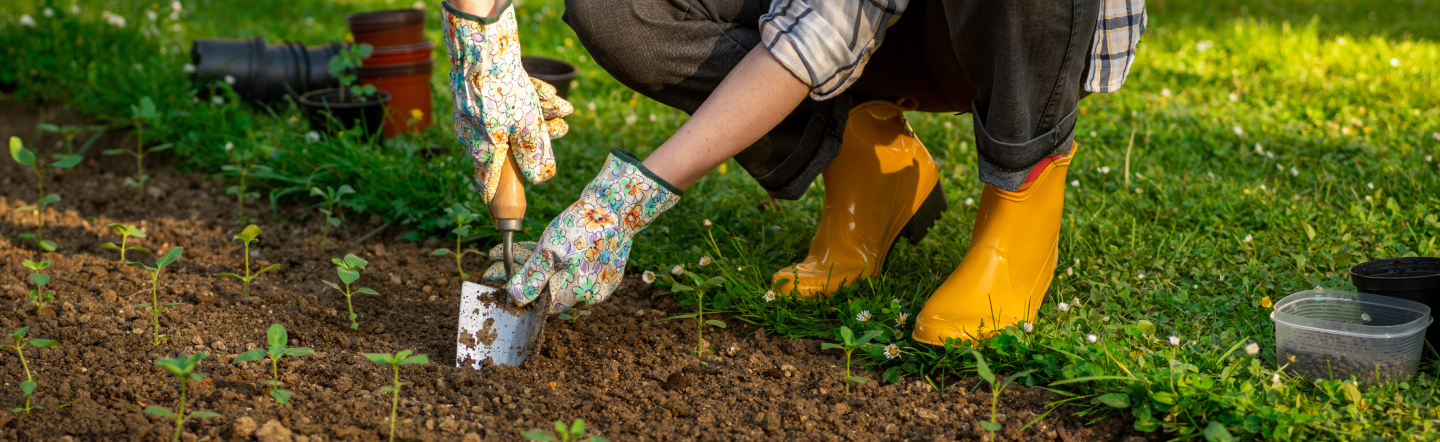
top-left (492, 154), bottom-right (527, 221)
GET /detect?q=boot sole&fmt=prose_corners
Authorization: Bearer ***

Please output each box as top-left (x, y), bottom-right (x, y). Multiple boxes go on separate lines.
top-left (880, 181), bottom-right (949, 272)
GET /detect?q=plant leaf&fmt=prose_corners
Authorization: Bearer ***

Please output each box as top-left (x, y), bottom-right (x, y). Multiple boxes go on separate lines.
top-left (856, 329), bottom-right (885, 345)
top-left (570, 419), bottom-right (586, 437)
top-left (431, 248), bottom-right (452, 256)
top-left (322, 280), bottom-right (342, 291)
top-left (286, 347), bottom-right (314, 357)
top-left (102, 242), bottom-right (119, 250)
top-left (144, 406), bottom-right (174, 417)
top-left (237, 224), bottom-right (262, 242)
top-left (53, 154), bottom-right (83, 169)
top-left (214, 273), bottom-right (242, 278)
top-left (190, 411), bottom-right (221, 419)
top-left (40, 193), bottom-right (61, 205)
top-left (1096, 393), bottom-right (1131, 408)
top-left (39, 240), bottom-right (57, 252)
top-left (979, 421), bottom-right (1003, 432)
top-left (232, 349), bottom-right (267, 363)
top-left (356, 287), bottom-right (379, 295)
top-left (399, 354), bottom-right (429, 365)
top-left (820, 343), bottom-right (844, 350)
top-left (379, 386), bottom-right (397, 393)
top-left (972, 350), bottom-right (995, 384)
top-left (704, 319), bottom-right (727, 328)
top-left (838, 326), bottom-right (854, 345)
top-left (256, 263), bottom-right (281, 275)
top-left (343, 253), bottom-right (368, 269)
top-left (27, 339), bottom-right (60, 348)
top-left (10, 136), bottom-right (34, 165)
top-left (132, 246), bottom-right (150, 252)
top-left (337, 268), bottom-right (360, 285)
top-left (267, 323), bottom-right (288, 347)
top-left (521, 430), bottom-right (557, 441)
top-left (30, 273), bottom-right (50, 286)
top-left (363, 353), bottom-right (395, 365)
top-left (270, 389), bottom-right (292, 403)
top-left (1203, 421), bottom-right (1235, 442)
top-left (19, 380), bottom-right (37, 395)
top-left (156, 247), bottom-right (183, 268)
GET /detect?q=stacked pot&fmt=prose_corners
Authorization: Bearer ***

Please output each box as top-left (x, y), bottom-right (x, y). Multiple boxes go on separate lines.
top-left (348, 8), bottom-right (434, 137)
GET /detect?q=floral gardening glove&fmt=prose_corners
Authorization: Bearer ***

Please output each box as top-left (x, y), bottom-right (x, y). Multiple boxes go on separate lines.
top-left (507, 148), bottom-right (682, 312)
top-left (442, 1), bottom-right (573, 206)
top-left (481, 241), bottom-right (538, 284)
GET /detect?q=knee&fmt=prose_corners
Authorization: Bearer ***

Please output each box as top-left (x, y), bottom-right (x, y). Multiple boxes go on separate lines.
top-left (562, 0), bottom-right (668, 89)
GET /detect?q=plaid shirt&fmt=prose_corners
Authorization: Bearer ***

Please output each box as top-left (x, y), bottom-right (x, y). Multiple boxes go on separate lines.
top-left (760, 0), bottom-right (1147, 100)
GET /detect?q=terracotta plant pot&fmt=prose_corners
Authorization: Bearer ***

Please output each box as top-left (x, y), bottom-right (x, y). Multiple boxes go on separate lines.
top-left (298, 88), bottom-right (392, 138)
top-left (358, 60), bottom-right (434, 137)
top-left (363, 41), bottom-right (435, 67)
top-left (522, 56), bottom-right (578, 100)
top-left (347, 9), bottom-right (427, 47)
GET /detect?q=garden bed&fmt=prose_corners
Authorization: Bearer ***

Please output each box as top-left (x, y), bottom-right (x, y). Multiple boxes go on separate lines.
top-left (0, 101), bottom-right (1151, 441)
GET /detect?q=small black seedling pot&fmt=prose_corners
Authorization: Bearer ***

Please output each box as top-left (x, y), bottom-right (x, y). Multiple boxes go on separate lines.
top-left (298, 88), bottom-right (391, 139)
top-left (1351, 257), bottom-right (1440, 352)
top-left (522, 56), bottom-right (578, 100)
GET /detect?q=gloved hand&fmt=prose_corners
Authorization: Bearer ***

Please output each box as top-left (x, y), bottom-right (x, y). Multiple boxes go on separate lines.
top-left (506, 148), bottom-right (682, 312)
top-left (442, 1), bottom-right (574, 207)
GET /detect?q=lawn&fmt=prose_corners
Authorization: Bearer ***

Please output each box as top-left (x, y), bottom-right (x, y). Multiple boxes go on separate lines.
top-left (4, 0), bottom-right (1440, 439)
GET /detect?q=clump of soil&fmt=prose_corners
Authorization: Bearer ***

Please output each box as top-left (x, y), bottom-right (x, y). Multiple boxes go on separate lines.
top-left (0, 101), bottom-right (1156, 441)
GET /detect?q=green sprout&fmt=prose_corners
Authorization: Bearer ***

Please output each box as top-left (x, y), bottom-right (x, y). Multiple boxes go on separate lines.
top-left (5, 326), bottom-right (61, 415)
top-left (102, 96), bottom-right (172, 191)
top-left (522, 419), bottom-right (612, 442)
top-left (213, 225), bottom-right (281, 298)
top-left (21, 259), bottom-right (55, 315)
top-left (10, 136), bottom-right (81, 252)
top-left (220, 142), bottom-right (266, 225)
top-left (430, 203), bottom-right (483, 279)
top-left (100, 224), bottom-right (149, 262)
top-left (970, 350), bottom-right (1034, 437)
top-left (328, 43), bottom-right (377, 102)
top-left (127, 247), bottom-right (184, 346)
top-left (363, 350), bottom-right (428, 442)
top-left (821, 326), bottom-right (883, 398)
top-left (232, 324), bottom-right (313, 403)
top-left (663, 272), bottom-right (727, 357)
top-left (324, 254), bottom-right (378, 329)
top-left (145, 354), bottom-right (221, 442)
top-left (36, 123), bottom-right (103, 155)
top-left (309, 185), bottom-right (354, 252)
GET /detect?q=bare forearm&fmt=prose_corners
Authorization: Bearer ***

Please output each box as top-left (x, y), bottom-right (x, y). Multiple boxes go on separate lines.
top-left (642, 44), bottom-right (810, 190)
top-left (449, 0), bottom-right (503, 17)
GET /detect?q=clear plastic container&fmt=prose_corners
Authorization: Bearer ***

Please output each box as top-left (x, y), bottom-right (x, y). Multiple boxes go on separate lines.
top-left (1271, 290), bottom-right (1432, 383)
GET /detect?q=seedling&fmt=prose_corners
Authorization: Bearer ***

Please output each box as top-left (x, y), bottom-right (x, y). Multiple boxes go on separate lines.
top-left (430, 203), bottom-right (483, 279)
top-left (309, 185), bottom-right (354, 252)
top-left (324, 253), bottom-right (378, 329)
top-left (821, 326), bottom-right (883, 398)
top-left (522, 419), bottom-right (612, 442)
top-left (328, 43), bottom-right (377, 102)
top-left (363, 350), bottom-right (428, 442)
top-left (10, 136), bottom-right (81, 252)
top-left (145, 354), bottom-right (221, 442)
top-left (232, 324), bottom-right (313, 403)
top-left (970, 350), bottom-right (1034, 437)
top-left (100, 224), bottom-right (149, 262)
top-left (221, 144), bottom-right (264, 225)
top-left (4, 326), bottom-right (60, 415)
top-left (128, 247), bottom-right (184, 346)
top-left (36, 123), bottom-right (103, 155)
top-left (214, 224), bottom-right (281, 298)
top-left (102, 96), bottom-right (172, 191)
top-left (21, 259), bottom-right (55, 315)
top-left (664, 272), bottom-right (727, 357)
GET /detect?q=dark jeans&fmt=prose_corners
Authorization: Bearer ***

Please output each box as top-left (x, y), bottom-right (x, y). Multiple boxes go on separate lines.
top-left (564, 0), bottom-right (1099, 197)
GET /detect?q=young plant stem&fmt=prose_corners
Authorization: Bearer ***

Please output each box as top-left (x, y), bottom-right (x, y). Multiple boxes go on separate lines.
top-left (33, 164), bottom-right (45, 243)
top-left (454, 235), bottom-right (466, 279)
top-left (694, 290), bottom-right (706, 356)
top-left (344, 283), bottom-right (357, 329)
top-left (14, 346), bottom-right (32, 384)
top-left (241, 240), bottom-right (253, 297)
top-left (171, 377), bottom-right (188, 442)
top-left (148, 272), bottom-right (162, 345)
top-left (387, 364), bottom-right (402, 442)
top-left (844, 348), bottom-right (854, 397)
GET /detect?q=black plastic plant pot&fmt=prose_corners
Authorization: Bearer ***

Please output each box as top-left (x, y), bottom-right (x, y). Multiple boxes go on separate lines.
top-left (521, 56), bottom-right (578, 100)
top-left (190, 37), bottom-right (345, 105)
top-left (298, 88), bottom-right (392, 139)
top-left (1351, 257), bottom-right (1440, 351)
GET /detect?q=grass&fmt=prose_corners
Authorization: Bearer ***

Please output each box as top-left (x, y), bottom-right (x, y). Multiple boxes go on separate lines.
top-left (4, 0), bottom-right (1440, 439)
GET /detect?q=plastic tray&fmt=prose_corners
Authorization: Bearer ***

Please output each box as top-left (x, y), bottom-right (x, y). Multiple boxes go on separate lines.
top-left (1271, 290), bottom-right (1431, 383)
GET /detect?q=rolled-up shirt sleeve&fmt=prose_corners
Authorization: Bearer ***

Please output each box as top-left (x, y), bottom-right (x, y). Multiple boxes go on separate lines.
top-left (760, 0), bottom-right (909, 101)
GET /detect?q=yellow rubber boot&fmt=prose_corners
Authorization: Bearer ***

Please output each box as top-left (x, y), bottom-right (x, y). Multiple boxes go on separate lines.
top-left (772, 99), bottom-right (947, 297)
top-left (912, 143), bottom-right (1078, 344)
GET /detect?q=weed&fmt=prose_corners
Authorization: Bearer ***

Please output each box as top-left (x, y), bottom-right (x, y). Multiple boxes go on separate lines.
top-left (102, 96), bottom-right (172, 191)
top-left (4, 327), bottom-right (60, 415)
top-left (363, 350), bottom-right (428, 442)
top-left (21, 259), bottom-right (54, 315)
top-left (309, 185), bottom-right (354, 252)
top-left (328, 43), bottom-right (376, 102)
top-left (100, 224), bottom-right (149, 262)
top-left (220, 142), bottom-right (268, 225)
top-left (127, 247), bottom-right (184, 346)
top-left (558, 308), bottom-right (591, 323)
top-left (232, 324), bottom-right (313, 403)
top-left (214, 224), bottom-right (280, 298)
top-left (324, 253), bottom-right (378, 329)
top-left (820, 326), bottom-right (882, 398)
top-left (35, 123), bottom-right (103, 155)
top-left (664, 272), bottom-right (727, 357)
top-left (145, 354), bottom-right (221, 442)
top-left (970, 350), bottom-right (1033, 437)
top-left (9, 136), bottom-right (81, 252)
top-left (522, 419), bottom-right (611, 442)
top-left (430, 203), bottom-right (483, 279)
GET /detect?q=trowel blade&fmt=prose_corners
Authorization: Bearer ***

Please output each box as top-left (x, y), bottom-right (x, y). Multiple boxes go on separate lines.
top-left (455, 281), bottom-right (546, 370)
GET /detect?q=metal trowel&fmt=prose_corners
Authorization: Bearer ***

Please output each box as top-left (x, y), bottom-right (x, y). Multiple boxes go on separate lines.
top-left (455, 156), bottom-right (547, 370)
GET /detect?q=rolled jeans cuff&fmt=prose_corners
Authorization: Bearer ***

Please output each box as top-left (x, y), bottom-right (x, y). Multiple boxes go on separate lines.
top-left (972, 103), bottom-right (1078, 192)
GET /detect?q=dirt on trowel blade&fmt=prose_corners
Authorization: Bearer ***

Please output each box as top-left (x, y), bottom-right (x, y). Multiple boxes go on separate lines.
top-left (456, 281), bottom-right (549, 370)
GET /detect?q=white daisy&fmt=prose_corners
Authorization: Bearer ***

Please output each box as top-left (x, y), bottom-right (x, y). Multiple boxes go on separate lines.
top-left (19, 14), bottom-right (35, 26)
top-left (763, 290), bottom-right (776, 302)
top-left (698, 256), bottom-right (712, 267)
top-left (641, 270), bottom-right (655, 284)
top-left (1245, 343), bottom-right (1260, 355)
top-left (1086, 334), bottom-right (1098, 344)
top-left (856, 310), bottom-right (872, 323)
top-left (895, 312), bottom-right (909, 326)
top-left (1057, 302), bottom-right (1070, 312)
top-left (670, 265), bottom-right (684, 276)
top-left (1022, 321), bottom-right (1033, 333)
top-left (1169, 335), bottom-right (1181, 346)
top-left (883, 344), bottom-right (901, 359)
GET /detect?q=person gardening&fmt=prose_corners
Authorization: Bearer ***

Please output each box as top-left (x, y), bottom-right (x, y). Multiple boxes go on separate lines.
top-left (442, 0), bottom-right (1145, 344)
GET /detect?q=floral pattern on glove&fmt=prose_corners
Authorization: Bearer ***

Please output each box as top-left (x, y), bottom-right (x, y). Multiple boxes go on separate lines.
top-left (506, 149), bottom-right (682, 312)
top-left (481, 241), bottom-right (538, 283)
top-left (442, 2), bottom-right (568, 206)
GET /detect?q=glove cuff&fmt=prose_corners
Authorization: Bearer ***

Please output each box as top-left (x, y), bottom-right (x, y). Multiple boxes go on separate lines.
top-left (440, 0), bottom-right (512, 25)
top-left (610, 147), bottom-right (684, 197)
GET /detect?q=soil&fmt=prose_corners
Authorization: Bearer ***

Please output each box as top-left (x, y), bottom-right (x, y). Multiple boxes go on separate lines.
top-left (0, 99), bottom-right (1157, 441)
